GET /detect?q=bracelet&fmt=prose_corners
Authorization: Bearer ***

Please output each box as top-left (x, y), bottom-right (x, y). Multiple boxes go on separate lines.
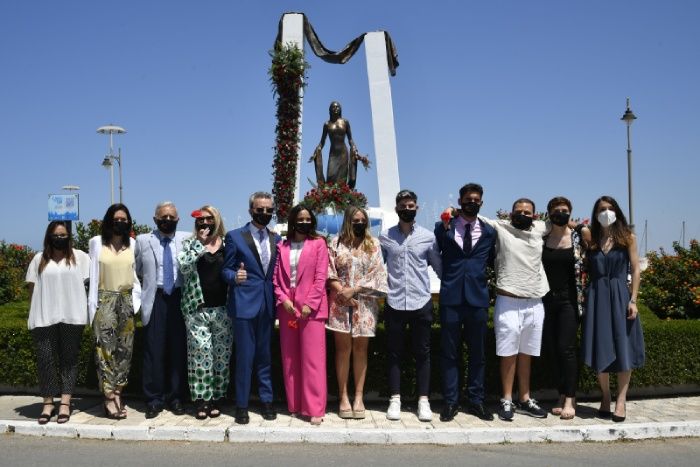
top-left (629, 299), bottom-right (637, 304)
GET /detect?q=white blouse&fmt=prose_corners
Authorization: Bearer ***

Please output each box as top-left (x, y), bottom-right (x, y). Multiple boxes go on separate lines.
top-left (289, 241), bottom-right (304, 288)
top-left (25, 249), bottom-right (90, 330)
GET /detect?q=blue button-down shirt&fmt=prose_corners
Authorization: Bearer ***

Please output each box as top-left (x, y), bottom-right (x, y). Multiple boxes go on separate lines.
top-left (379, 223), bottom-right (442, 311)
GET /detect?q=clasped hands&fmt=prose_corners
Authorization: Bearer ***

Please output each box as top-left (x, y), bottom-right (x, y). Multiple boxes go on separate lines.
top-left (283, 300), bottom-right (312, 319)
top-left (335, 286), bottom-right (359, 308)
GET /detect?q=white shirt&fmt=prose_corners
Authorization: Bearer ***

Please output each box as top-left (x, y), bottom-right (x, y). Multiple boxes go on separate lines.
top-left (25, 250), bottom-right (90, 330)
top-left (479, 216), bottom-right (550, 298)
top-left (154, 231), bottom-right (179, 287)
top-left (289, 241), bottom-right (304, 288)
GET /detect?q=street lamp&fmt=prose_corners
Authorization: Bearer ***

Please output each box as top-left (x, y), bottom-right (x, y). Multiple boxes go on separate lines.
top-left (620, 98), bottom-right (637, 231)
top-left (97, 124), bottom-right (126, 204)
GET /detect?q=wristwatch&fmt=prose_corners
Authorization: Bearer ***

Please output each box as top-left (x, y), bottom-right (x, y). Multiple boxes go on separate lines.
top-left (629, 299), bottom-right (637, 304)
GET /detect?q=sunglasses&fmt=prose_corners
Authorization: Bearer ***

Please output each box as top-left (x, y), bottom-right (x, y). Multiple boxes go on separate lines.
top-left (253, 208), bottom-right (274, 214)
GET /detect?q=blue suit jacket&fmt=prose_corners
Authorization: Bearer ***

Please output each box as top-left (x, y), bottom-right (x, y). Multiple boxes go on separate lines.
top-left (222, 223), bottom-right (280, 320)
top-left (434, 218), bottom-right (495, 308)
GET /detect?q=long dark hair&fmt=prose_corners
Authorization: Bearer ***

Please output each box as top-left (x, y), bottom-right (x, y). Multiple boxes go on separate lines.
top-left (39, 221), bottom-right (76, 274)
top-left (589, 195), bottom-right (632, 250)
top-left (286, 204), bottom-right (320, 240)
top-left (101, 203), bottom-right (133, 246)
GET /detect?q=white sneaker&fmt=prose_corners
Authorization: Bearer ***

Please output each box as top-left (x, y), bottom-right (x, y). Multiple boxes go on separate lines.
top-left (386, 397), bottom-right (401, 420)
top-left (417, 399), bottom-right (432, 422)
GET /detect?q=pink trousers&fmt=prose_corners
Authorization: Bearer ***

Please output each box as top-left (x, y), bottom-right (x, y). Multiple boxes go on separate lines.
top-left (278, 311), bottom-right (327, 418)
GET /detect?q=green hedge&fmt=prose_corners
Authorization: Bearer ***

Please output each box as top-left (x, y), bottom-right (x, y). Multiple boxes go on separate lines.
top-left (2, 301), bottom-right (699, 400)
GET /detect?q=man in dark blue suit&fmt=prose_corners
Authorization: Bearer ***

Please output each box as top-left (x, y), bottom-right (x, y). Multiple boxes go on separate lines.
top-left (222, 191), bottom-right (279, 424)
top-left (434, 183), bottom-right (496, 422)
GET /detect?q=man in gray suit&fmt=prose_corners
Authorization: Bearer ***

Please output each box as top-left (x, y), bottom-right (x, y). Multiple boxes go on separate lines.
top-left (135, 201), bottom-right (190, 419)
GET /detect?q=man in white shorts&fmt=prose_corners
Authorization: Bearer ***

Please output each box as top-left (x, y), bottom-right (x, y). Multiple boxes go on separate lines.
top-left (479, 198), bottom-right (549, 421)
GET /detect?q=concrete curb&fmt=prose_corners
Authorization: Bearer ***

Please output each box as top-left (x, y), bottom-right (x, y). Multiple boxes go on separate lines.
top-left (2, 419), bottom-right (699, 444)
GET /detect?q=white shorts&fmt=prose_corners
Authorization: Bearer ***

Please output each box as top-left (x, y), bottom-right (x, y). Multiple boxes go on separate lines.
top-left (494, 295), bottom-right (544, 357)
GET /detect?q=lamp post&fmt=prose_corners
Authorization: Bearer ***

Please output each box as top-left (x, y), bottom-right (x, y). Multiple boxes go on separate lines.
top-left (620, 98), bottom-right (637, 231)
top-left (97, 124), bottom-right (126, 204)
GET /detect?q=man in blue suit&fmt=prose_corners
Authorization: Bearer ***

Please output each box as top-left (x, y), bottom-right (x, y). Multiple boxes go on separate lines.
top-left (135, 201), bottom-right (190, 419)
top-left (434, 183), bottom-right (496, 422)
top-left (222, 191), bottom-right (279, 424)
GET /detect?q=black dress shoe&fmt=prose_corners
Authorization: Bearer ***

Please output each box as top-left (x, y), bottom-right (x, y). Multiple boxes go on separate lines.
top-left (440, 403), bottom-right (460, 422)
top-left (235, 408), bottom-right (250, 425)
top-left (168, 401), bottom-right (185, 416)
top-left (261, 402), bottom-right (277, 421)
top-left (145, 405), bottom-right (162, 419)
top-left (467, 402), bottom-right (495, 421)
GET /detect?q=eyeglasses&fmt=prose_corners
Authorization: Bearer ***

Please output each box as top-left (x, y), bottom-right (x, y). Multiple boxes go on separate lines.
top-left (196, 215), bottom-right (215, 222)
top-left (253, 208), bottom-right (274, 214)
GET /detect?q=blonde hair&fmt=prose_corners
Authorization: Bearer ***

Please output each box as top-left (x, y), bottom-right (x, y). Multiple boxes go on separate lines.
top-left (193, 205), bottom-right (225, 238)
top-left (338, 206), bottom-right (374, 253)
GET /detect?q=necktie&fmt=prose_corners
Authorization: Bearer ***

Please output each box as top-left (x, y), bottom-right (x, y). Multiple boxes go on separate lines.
top-left (259, 229), bottom-right (269, 273)
top-left (463, 221), bottom-right (472, 255)
top-left (162, 237), bottom-right (174, 294)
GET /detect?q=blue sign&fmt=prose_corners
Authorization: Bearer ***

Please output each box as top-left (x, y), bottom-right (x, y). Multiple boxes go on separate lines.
top-left (48, 194), bottom-right (79, 221)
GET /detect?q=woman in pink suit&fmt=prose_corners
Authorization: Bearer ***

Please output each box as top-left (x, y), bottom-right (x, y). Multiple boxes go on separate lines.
top-left (273, 204), bottom-right (330, 425)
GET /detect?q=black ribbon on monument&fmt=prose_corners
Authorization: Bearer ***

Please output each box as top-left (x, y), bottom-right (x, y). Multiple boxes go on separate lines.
top-left (275, 12), bottom-right (400, 76)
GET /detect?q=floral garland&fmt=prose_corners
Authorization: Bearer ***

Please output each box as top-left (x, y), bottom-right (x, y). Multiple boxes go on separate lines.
top-left (269, 43), bottom-right (309, 223)
top-left (302, 182), bottom-right (368, 215)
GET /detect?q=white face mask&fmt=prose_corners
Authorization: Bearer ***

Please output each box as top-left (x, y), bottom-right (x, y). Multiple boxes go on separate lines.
top-left (597, 209), bottom-right (617, 227)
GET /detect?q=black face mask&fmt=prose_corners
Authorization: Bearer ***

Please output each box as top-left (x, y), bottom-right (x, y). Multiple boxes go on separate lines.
top-left (113, 221), bottom-right (132, 236)
top-left (252, 212), bottom-right (273, 227)
top-left (396, 209), bottom-right (417, 223)
top-left (50, 236), bottom-right (69, 250)
top-left (511, 213), bottom-right (533, 230)
top-left (352, 223), bottom-right (367, 236)
top-left (460, 201), bottom-right (481, 217)
top-left (197, 223), bottom-right (215, 236)
top-left (295, 222), bottom-right (313, 235)
top-left (156, 219), bottom-right (177, 234)
top-left (549, 212), bottom-right (570, 227)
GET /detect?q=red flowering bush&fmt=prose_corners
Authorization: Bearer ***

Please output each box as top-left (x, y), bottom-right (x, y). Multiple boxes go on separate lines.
top-left (640, 239), bottom-right (700, 319)
top-left (301, 182), bottom-right (368, 214)
top-left (269, 43), bottom-right (308, 222)
top-left (0, 241), bottom-right (35, 305)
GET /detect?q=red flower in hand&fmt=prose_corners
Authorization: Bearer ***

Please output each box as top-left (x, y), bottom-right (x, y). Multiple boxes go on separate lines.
top-left (440, 211), bottom-right (452, 223)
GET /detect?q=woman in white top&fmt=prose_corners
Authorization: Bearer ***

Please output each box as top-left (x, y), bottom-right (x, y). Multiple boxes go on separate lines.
top-left (26, 221), bottom-right (89, 424)
top-left (88, 203), bottom-right (141, 419)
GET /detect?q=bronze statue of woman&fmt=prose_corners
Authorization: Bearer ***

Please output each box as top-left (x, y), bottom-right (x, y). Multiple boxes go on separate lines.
top-left (309, 101), bottom-right (368, 189)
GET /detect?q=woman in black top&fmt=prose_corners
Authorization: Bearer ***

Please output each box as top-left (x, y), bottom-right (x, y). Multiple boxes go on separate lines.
top-left (177, 205), bottom-right (232, 419)
top-left (541, 196), bottom-right (585, 420)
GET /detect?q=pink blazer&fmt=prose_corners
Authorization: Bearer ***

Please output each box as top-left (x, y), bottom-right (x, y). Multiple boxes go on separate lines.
top-left (273, 236), bottom-right (329, 320)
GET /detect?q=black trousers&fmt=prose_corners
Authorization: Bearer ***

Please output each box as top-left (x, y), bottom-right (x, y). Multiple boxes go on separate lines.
top-left (31, 323), bottom-right (84, 397)
top-left (142, 288), bottom-right (187, 407)
top-left (542, 293), bottom-right (579, 397)
top-left (385, 300), bottom-right (433, 397)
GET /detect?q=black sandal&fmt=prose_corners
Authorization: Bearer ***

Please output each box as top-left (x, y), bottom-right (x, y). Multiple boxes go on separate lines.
top-left (38, 403), bottom-right (55, 425)
top-left (208, 400), bottom-right (221, 419)
top-left (195, 402), bottom-right (209, 420)
top-left (57, 402), bottom-right (71, 424)
top-left (103, 396), bottom-right (122, 420)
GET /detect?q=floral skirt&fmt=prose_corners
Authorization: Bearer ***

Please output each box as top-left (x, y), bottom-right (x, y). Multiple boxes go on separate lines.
top-left (93, 290), bottom-right (134, 393)
top-left (326, 296), bottom-right (380, 337)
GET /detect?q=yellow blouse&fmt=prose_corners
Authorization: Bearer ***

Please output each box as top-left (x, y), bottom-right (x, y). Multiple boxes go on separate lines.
top-left (98, 246), bottom-right (135, 292)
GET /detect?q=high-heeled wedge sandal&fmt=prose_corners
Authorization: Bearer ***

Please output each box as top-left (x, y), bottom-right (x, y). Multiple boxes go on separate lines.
top-left (56, 402), bottom-right (71, 424)
top-left (38, 403), bottom-right (56, 425)
top-left (113, 389), bottom-right (127, 418)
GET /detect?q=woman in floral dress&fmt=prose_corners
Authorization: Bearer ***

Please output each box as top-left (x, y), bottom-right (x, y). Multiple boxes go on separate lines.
top-left (327, 206), bottom-right (387, 419)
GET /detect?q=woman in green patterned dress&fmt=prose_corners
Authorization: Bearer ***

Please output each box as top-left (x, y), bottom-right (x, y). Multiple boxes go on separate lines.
top-left (177, 205), bottom-right (232, 419)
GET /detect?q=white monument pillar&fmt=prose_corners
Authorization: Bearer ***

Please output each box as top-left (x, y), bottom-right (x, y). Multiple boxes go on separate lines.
top-left (281, 13), bottom-right (305, 204)
top-left (364, 32), bottom-right (400, 225)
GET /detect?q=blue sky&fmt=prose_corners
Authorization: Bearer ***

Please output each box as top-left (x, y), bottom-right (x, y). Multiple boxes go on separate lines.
top-left (2, 0), bottom-right (699, 252)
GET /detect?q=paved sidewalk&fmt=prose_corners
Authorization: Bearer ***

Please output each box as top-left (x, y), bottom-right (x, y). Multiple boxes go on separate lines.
top-left (1, 395), bottom-right (699, 444)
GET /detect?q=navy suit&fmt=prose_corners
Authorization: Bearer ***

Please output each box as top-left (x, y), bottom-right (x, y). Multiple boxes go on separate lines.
top-left (434, 218), bottom-right (495, 406)
top-left (222, 223), bottom-right (280, 408)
